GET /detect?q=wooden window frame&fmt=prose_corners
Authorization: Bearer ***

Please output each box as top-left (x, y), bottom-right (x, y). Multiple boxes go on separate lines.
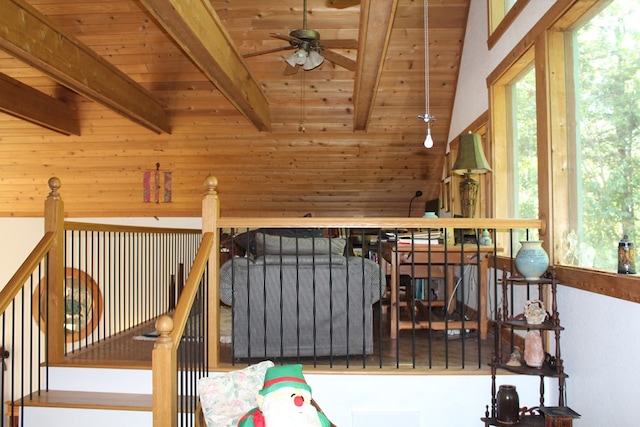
top-left (488, 0), bottom-right (640, 305)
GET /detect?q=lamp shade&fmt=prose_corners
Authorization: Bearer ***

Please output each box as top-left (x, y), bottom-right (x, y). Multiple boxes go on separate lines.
top-left (303, 50), bottom-right (324, 70)
top-left (285, 49), bottom-right (308, 67)
top-left (452, 132), bottom-right (492, 174)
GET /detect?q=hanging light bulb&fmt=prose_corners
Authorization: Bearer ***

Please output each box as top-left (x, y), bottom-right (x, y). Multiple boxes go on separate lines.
top-left (417, 0), bottom-right (435, 149)
top-left (423, 125), bottom-right (434, 148)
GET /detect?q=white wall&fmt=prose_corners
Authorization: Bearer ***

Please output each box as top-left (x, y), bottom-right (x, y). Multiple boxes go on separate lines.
top-left (447, 0), bottom-right (556, 144)
top-left (557, 286), bottom-right (639, 426)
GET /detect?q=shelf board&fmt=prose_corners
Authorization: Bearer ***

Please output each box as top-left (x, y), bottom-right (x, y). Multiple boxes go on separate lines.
top-left (539, 406), bottom-right (581, 418)
top-left (499, 318), bottom-right (564, 331)
top-left (492, 362), bottom-right (568, 378)
top-left (506, 276), bottom-right (553, 285)
top-left (481, 415), bottom-right (545, 426)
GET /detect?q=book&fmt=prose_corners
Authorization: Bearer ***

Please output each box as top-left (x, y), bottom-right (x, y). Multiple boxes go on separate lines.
top-left (397, 231), bottom-right (441, 245)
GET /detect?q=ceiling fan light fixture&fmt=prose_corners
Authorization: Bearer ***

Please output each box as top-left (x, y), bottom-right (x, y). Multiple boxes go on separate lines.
top-left (285, 49), bottom-right (309, 67)
top-left (303, 50), bottom-right (324, 70)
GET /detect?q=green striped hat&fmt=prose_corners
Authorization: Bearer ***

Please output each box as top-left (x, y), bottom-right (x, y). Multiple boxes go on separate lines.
top-left (259, 364), bottom-right (312, 396)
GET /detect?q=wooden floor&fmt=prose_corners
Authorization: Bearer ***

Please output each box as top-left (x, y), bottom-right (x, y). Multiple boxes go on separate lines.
top-left (55, 304), bottom-right (494, 373)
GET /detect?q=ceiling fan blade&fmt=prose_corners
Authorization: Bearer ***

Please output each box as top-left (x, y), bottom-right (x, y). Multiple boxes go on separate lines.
top-left (326, 0), bottom-right (361, 9)
top-left (321, 49), bottom-right (356, 71)
top-left (321, 39), bottom-right (358, 49)
top-left (271, 33), bottom-right (302, 44)
top-left (243, 45), bottom-right (295, 58)
top-left (283, 63), bottom-right (300, 75)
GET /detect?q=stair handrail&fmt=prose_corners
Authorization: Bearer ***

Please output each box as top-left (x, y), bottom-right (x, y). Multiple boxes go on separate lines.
top-left (0, 232), bottom-right (54, 313)
top-left (152, 176), bottom-right (221, 427)
top-left (152, 231), bottom-right (215, 427)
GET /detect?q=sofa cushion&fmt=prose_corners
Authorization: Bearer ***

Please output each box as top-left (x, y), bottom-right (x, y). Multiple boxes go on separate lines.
top-left (233, 228), bottom-right (325, 257)
top-left (255, 255), bottom-right (346, 265)
top-left (197, 360), bottom-right (274, 427)
top-left (255, 232), bottom-right (346, 257)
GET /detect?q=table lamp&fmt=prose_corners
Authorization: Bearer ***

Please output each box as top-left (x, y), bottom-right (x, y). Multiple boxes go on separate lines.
top-left (452, 132), bottom-right (492, 218)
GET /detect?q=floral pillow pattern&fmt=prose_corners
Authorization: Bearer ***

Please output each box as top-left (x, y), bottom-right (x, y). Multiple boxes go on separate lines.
top-left (198, 360), bottom-right (274, 427)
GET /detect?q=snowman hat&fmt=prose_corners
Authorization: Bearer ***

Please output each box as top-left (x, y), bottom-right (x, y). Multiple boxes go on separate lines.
top-left (259, 364), bottom-right (312, 396)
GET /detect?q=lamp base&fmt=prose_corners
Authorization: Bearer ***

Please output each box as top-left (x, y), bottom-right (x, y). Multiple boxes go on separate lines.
top-left (459, 173), bottom-right (478, 218)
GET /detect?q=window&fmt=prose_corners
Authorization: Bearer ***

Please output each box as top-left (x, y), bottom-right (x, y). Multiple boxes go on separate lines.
top-left (488, 0), bottom-right (530, 47)
top-left (508, 66), bottom-right (538, 226)
top-left (563, 0), bottom-right (640, 270)
top-left (489, 0), bottom-right (640, 302)
top-left (490, 49), bottom-right (538, 251)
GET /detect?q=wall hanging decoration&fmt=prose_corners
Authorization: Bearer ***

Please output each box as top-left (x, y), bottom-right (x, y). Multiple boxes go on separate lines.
top-left (143, 162), bottom-right (172, 203)
top-left (33, 268), bottom-right (103, 343)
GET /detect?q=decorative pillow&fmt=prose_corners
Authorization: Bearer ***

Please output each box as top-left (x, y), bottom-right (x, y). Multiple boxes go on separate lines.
top-left (255, 232), bottom-right (347, 257)
top-left (233, 228), bottom-right (325, 257)
top-left (198, 360), bottom-right (274, 427)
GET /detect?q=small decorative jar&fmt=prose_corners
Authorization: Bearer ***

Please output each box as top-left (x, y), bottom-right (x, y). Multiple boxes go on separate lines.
top-left (618, 234), bottom-right (636, 274)
top-left (497, 384), bottom-right (520, 424)
top-left (515, 240), bottom-right (549, 280)
top-left (524, 300), bottom-right (547, 325)
top-left (479, 229), bottom-right (492, 246)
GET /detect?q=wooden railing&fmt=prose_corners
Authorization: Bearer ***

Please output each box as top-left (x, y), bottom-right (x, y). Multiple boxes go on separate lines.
top-left (0, 178), bottom-right (207, 427)
top-left (0, 175), bottom-right (547, 427)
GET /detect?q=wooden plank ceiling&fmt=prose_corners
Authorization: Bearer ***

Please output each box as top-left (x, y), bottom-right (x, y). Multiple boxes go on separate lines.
top-left (0, 0), bottom-right (469, 217)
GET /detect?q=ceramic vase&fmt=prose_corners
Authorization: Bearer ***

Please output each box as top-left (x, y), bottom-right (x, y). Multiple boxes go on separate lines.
top-left (515, 240), bottom-right (549, 280)
top-left (497, 384), bottom-right (520, 424)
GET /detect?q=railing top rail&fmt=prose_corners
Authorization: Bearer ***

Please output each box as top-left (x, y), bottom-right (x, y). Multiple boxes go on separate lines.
top-left (0, 231), bottom-right (55, 313)
top-left (170, 232), bottom-right (215, 343)
top-left (64, 221), bottom-right (201, 234)
top-left (217, 217), bottom-right (544, 230)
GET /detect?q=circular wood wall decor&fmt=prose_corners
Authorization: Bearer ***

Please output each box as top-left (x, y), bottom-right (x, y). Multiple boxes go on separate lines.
top-left (32, 267), bottom-right (103, 343)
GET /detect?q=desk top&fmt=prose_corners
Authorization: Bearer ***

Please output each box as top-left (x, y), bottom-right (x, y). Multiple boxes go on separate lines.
top-left (382, 242), bottom-right (496, 253)
top-left (381, 242), bottom-right (497, 265)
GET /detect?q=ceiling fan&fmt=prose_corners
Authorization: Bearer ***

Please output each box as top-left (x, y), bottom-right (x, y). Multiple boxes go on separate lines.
top-left (243, 0), bottom-right (358, 75)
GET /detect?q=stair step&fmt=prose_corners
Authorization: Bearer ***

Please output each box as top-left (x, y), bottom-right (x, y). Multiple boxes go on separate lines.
top-left (18, 390), bottom-right (152, 411)
top-left (47, 366), bottom-right (152, 394)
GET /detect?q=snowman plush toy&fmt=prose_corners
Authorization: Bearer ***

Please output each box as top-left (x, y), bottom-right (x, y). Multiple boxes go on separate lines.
top-left (238, 364), bottom-right (331, 427)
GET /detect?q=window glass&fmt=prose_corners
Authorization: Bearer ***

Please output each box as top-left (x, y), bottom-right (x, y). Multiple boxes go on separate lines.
top-left (505, 0), bottom-right (516, 12)
top-left (508, 66), bottom-right (539, 242)
top-left (567, 0), bottom-right (640, 270)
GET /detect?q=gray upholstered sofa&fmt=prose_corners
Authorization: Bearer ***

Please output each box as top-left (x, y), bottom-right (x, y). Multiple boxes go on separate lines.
top-left (219, 232), bottom-right (385, 358)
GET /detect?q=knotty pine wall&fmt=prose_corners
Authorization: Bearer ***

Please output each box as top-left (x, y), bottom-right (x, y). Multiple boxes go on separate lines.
top-left (0, 95), bottom-right (441, 218)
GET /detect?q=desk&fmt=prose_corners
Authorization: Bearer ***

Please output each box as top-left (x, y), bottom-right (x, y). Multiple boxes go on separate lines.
top-left (381, 243), bottom-right (494, 340)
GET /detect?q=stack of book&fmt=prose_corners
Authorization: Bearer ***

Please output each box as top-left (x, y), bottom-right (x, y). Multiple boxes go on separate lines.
top-left (396, 231), bottom-right (441, 245)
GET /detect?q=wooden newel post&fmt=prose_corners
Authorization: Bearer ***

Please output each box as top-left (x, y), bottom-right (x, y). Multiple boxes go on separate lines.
top-left (44, 177), bottom-right (65, 363)
top-left (202, 175), bottom-right (220, 368)
top-left (152, 315), bottom-right (177, 427)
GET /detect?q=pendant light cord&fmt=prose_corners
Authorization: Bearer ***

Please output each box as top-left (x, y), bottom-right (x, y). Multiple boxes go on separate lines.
top-left (423, 0), bottom-right (430, 121)
top-left (299, 71), bottom-right (306, 132)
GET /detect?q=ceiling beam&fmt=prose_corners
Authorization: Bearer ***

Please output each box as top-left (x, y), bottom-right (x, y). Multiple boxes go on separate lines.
top-left (139, 0), bottom-right (271, 132)
top-left (0, 0), bottom-right (170, 134)
top-left (0, 72), bottom-right (80, 136)
top-left (353, 0), bottom-right (399, 131)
